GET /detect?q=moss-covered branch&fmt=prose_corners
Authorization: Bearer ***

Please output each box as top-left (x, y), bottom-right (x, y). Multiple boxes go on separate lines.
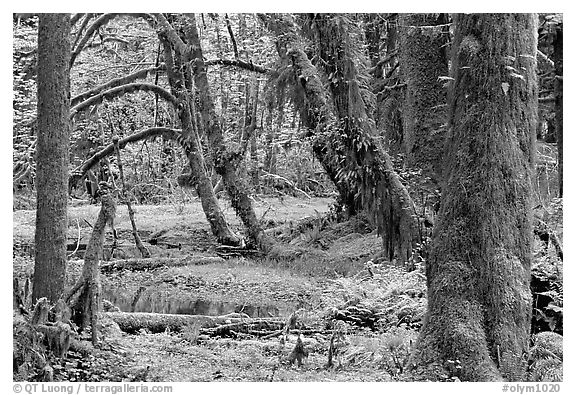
top-left (204, 58), bottom-right (270, 74)
top-left (70, 82), bottom-right (178, 118)
top-left (70, 14), bottom-right (119, 68)
top-left (71, 65), bottom-right (166, 106)
top-left (69, 127), bottom-right (181, 188)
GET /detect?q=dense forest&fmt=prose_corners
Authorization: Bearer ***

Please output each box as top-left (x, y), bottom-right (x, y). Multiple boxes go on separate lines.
top-left (13, 13), bottom-right (563, 383)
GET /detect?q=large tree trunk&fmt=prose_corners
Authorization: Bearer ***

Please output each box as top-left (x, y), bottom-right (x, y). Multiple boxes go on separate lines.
top-left (553, 23), bottom-right (563, 197)
top-left (182, 14), bottom-right (265, 247)
top-left (399, 13), bottom-right (448, 180)
top-left (159, 32), bottom-right (241, 247)
top-left (411, 14), bottom-right (537, 381)
top-left (264, 14), bottom-right (420, 262)
top-left (32, 14), bottom-right (71, 304)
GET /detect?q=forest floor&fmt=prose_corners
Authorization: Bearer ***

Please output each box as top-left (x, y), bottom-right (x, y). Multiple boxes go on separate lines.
top-left (13, 196), bottom-right (427, 382)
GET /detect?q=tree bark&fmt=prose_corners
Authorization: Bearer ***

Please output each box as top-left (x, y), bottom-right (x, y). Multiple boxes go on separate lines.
top-left (411, 14), bottom-right (537, 381)
top-left (159, 32), bottom-right (242, 247)
top-left (32, 14), bottom-right (71, 304)
top-left (182, 14), bottom-right (265, 247)
top-left (399, 13), bottom-right (448, 180)
top-left (553, 24), bottom-right (563, 197)
top-left (66, 185), bottom-right (117, 345)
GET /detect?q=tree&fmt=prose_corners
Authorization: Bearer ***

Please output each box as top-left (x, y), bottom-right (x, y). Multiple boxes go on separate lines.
top-left (399, 13), bottom-right (448, 180)
top-left (553, 21), bottom-right (562, 197)
top-left (410, 14), bottom-right (538, 381)
top-left (262, 14), bottom-right (420, 262)
top-left (32, 14), bottom-right (71, 304)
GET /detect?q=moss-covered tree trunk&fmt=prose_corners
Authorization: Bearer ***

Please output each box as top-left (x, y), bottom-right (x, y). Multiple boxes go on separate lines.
top-left (66, 185), bottom-right (116, 345)
top-left (159, 33), bottom-right (241, 247)
top-left (410, 14), bottom-right (537, 381)
top-left (182, 14), bottom-right (264, 247)
top-left (263, 14), bottom-right (420, 262)
top-left (399, 13), bottom-right (448, 179)
top-left (553, 23), bottom-right (563, 197)
top-left (32, 14), bottom-right (71, 304)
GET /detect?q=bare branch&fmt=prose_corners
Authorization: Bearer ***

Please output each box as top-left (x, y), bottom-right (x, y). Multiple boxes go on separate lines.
top-left (225, 13), bottom-right (239, 59)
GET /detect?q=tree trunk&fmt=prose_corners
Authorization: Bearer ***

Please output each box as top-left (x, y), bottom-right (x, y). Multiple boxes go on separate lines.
top-left (33, 14), bottom-right (71, 304)
top-left (411, 14), bottom-right (537, 381)
top-left (66, 185), bottom-right (116, 345)
top-left (553, 24), bottom-right (563, 197)
top-left (273, 14), bottom-right (420, 261)
top-left (159, 32), bottom-right (241, 247)
top-left (399, 13), bottom-right (448, 180)
top-left (183, 14), bottom-right (265, 247)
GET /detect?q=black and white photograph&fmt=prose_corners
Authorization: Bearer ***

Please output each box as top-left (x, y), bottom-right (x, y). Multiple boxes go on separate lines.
top-left (11, 10), bottom-right (565, 388)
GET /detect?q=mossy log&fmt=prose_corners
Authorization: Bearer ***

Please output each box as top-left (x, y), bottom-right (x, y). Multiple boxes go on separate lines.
top-left (103, 311), bottom-right (282, 334)
top-left (100, 256), bottom-right (225, 273)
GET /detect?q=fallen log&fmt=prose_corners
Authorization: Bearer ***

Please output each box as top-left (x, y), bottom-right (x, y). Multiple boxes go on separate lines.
top-left (103, 312), bottom-right (219, 333)
top-left (103, 311), bottom-right (282, 334)
top-left (100, 256), bottom-right (225, 273)
top-left (203, 319), bottom-right (286, 337)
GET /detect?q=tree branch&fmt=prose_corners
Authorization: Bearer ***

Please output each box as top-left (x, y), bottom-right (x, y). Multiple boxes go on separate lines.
top-left (154, 13), bottom-right (190, 60)
top-left (72, 13), bottom-right (94, 50)
top-left (70, 127), bottom-right (182, 185)
top-left (70, 13), bottom-right (120, 68)
top-left (70, 82), bottom-right (178, 118)
top-left (225, 13), bottom-right (239, 59)
top-left (71, 65), bottom-right (166, 106)
top-left (204, 58), bottom-right (269, 74)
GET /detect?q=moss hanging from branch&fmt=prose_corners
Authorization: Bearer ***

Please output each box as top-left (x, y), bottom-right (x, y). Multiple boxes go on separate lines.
top-left (262, 14), bottom-right (420, 262)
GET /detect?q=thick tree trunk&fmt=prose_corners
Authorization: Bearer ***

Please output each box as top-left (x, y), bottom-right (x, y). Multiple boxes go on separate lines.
top-left (399, 13), bottom-right (448, 179)
top-left (411, 14), bottom-right (537, 381)
top-left (182, 14), bottom-right (265, 247)
top-left (265, 14), bottom-right (420, 261)
top-left (159, 32), bottom-right (241, 247)
top-left (32, 14), bottom-right (71, 304)
top-left (553, 24), bottom-right (563, 197)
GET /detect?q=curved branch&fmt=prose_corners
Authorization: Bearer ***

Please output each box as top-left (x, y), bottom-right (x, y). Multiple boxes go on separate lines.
top-left (70, 13), bottom-right (120, 68)
top-left (205, 58), bottom-right (269, 74)
top-left (70, 13), bottom-right (85, 26)
top-left (70, 127), bottom-right (182, 185)
top-left (71, 64), bottom-right (166, 106)
top-left (72, 14), bottom-right (94, 50)
top-left (70, 82), bottom-right (178, 118)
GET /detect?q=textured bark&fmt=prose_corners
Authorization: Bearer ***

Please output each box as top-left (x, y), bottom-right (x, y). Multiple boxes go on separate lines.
top-left (553, 24), bottom-right (563, 197)
top-left (399, 13), bottom-right (448, 180)
top-left (411, 14), bottom-right (537, 381)
top-left (66, 186), bottom-right (116, 345)
top-left (159, 33), bottom-right (241, 247)
top-left (32, 14), bottom-right (71, 304)
top-left (182, 14), bottom-right (264, 247)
